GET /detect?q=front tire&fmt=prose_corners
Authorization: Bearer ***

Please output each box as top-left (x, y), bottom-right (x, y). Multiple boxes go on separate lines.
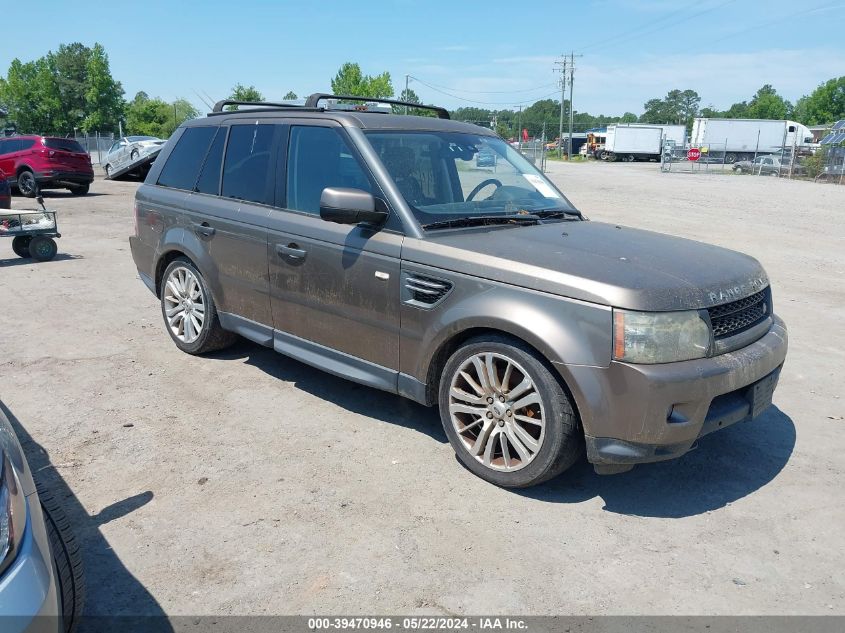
top-left (160, 257), bottom-right (236, 354)
top-left (37, 483), bottom-right (85, 633)
top-left (28, 236), bottom-right (57, 261)
top-left (438, 335), bottom-right (582, 488)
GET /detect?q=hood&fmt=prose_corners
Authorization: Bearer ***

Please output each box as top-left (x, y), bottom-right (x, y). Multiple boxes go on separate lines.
top-left (404, 220), bottom-right (768, 311)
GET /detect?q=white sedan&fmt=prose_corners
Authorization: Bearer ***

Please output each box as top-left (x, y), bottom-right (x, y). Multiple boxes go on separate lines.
top-left (103, 136), bottom-right (166, 178)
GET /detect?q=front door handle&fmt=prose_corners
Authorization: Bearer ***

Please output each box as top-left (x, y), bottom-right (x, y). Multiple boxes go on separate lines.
top-left (192, 222), bottom-right (215, 237)
top-left (276, 243), bottom-right (307, 260)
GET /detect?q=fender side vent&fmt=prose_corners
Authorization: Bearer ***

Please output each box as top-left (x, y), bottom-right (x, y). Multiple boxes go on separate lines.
top-left (403, 272), bottom-right (453, 308)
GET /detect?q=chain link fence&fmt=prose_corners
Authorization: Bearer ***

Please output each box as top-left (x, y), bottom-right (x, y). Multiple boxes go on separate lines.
top-left (73, 132), bottom-right (114, 165)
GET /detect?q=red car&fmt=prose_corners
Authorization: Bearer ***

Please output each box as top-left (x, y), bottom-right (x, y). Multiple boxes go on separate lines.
top-left (0, 135), bottom-right (94, 197)
top-left (0, 168), bottom-right (10, 208)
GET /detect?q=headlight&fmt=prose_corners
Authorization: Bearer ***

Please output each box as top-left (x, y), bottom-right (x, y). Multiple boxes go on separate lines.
top-left (613, 309), bottom-right (710, 364)
top-left (0, 452), bottom-right (27, 576)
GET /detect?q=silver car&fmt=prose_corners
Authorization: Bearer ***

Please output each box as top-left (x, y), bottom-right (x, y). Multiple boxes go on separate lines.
top-left (103, 136), bottom-right (166, 179)
top-left (0, 403), bottom-right (84, 633)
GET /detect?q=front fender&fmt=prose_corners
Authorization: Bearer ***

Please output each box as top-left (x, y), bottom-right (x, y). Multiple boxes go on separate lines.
top-left (402, 280), bottom-right (613, 386)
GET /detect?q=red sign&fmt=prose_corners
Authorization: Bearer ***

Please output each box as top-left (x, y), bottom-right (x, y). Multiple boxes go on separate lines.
top-left (522, 128), bottom-right (529, 142)
top-left (687, 147), bottom-right (701, 161)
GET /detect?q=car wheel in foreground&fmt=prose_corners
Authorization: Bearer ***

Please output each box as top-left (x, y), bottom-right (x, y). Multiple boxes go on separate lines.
top-left (160, 257), bottom-right (236, 354)
top-left (37, 483), bottom-right (85, 633)
top-left (12, 235), bottom-right (32, 258)
top-left (28, 236), bottom-right (58, 261)
top-left (17, 170), bottom-right (37, 197)
top-left (439, 335), bottom-right (582, 487)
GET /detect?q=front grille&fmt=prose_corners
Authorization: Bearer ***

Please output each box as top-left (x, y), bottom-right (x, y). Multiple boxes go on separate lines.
top-left (708, 289), bottom-right (769, 339)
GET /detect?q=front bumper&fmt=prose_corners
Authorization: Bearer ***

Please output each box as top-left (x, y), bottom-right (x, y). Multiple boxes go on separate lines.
top-left (561, 315), bottom-right (788, 470)
top-left (0, 497), bottom-right (61, 633)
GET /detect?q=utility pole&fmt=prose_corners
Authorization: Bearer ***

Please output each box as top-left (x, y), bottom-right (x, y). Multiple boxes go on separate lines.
top-left (554, 55), bottom-right (567, 155)
top-left (516, 105), bottom-right (523, 149)
top-left (404, 75), bottom-right (410, 114)
top-left (567, 51), bottom-right (582, 159)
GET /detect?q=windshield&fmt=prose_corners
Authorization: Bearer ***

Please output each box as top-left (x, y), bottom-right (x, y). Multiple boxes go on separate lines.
top-left (365, 131), bottom-right (577, 227)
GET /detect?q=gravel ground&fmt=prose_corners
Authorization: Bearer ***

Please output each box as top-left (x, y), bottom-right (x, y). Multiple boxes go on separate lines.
top-left (1, 163), bottom-right (843, 621)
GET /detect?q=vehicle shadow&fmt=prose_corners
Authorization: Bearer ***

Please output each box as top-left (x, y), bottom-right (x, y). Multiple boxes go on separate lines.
top-left (0, 253), bottom-right (83, 267)
top-left (207, 339), bottom-right (447, 444)
top-left (517, 406), bottom-right (796, 518)
top-left (0, 401), bottom-right (173, 632)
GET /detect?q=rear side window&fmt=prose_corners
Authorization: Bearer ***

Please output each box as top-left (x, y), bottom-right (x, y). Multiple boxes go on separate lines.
top-left (44, 138), bottom-right (85, 153)
top-left (221, 124), bottom-right (279, 205)
top-left (194, 128), bottom-right (226, 195)
top-left (157, 127), bottom-right (217, 190)
top-left (286, 126), bottom-right (372, 214)
top-left (17, 139), bottom-right (36, 151)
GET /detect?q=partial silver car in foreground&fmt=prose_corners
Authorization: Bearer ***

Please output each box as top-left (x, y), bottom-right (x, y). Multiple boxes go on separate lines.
top-left (0, 404), bottom-right (84, 633)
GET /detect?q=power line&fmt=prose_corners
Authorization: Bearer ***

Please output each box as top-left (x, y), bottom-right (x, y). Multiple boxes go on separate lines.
top-left (410, 76), bottom-right (561, 106)
top-left (706, 1), bottom-right (842, 45)
top-left (406, 76), bottom-right (558, 95)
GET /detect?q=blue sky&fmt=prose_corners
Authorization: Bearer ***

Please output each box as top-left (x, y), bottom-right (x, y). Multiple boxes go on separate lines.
top-left (6, 0), bottom-right (845, 117)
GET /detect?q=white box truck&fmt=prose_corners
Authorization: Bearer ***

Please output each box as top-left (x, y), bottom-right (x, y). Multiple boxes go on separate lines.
top-left (603, 125), bottom-right (663, 161)
top-left (615, 123), bottom-right (686, 147)
top-left (690, 118), bottom-right (813, 163)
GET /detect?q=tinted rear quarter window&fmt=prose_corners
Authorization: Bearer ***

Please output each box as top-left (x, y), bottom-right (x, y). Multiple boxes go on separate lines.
top-left (17, 139), bottom-right (36, 151)
top-left (157, 127), bottom-right (217, 190)
top-left (221, 124), bottom-right (279, 205)
top-left (44, 138), bottom-right (86, 153)
top-left (194, 127), bottom-right (226, 195)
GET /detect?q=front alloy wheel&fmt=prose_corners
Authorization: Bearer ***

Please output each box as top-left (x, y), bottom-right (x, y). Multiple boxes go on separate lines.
top-left (163, 266), bottom-right (206, 344)
top-left (449, 353), bottom-right (545, 472)
top-left (439, 336), bottom-right (583, 487)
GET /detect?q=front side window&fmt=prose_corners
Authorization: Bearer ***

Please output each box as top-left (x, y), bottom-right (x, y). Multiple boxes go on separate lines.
top-left (157, 127), bottom-right (217, 190)
top-left (221, 124), bottom-right (279, 205)
top-left (365, 132), bottom-right (576, 228)
top-left (286, 126), bottom-right (372, 214)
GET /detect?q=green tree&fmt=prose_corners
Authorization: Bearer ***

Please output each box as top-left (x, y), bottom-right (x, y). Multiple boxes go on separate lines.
top-left (49, 43), bottom-right (92, 130)
top-left (330, 62), bottom-right (394, 99)
top-left (226, 83), bottom-right (264, 109)
top-left (283, 91), bottom-right (298, 100)
top-left (126, 92), bottom-right (197, 137)
top-left (793, 76), bottom-right (845, 125)
top-left (83, 43), bottom-right (124, 132)
top-left (620, 112), bottom-right (638, 123)
top-left (746, 85), bottom-right (791, 119)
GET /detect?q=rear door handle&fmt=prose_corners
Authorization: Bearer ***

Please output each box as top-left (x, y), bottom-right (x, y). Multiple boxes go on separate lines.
top-left (192, 222), bottom-right (215, 237)
top-left (276, 243), bottom-right (307, 259)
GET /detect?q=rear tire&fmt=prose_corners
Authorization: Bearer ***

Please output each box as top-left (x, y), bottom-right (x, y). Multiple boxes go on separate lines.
top-left (17, 169), bottom-right (37, 197)
top-left (12, 235), bottom-right (32, 258)
top-left (131, 149), bottom-right (139, 160)
top-left (160, 257), bottom-right (237, 354)
top-left (28, 236), bottom-right (57, 261)
top-left (68, 184), bottom-right (89, 196)
top-left (438, 335), bottom-right (583, 488)
top-left (37, 483), bottom-right (85, 633)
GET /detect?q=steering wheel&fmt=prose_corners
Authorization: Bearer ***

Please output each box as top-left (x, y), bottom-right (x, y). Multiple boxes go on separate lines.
top-left (466, 178), bottom-right (503, 202)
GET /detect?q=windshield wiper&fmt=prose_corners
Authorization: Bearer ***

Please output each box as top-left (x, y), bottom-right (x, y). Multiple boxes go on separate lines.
top-left (422, 214), bottom-right (541, 230)
top-left (533, 209), bottom-right (582, 220)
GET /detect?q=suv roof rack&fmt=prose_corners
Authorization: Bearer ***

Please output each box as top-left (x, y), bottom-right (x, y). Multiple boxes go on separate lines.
top-left (208, 94), bottom-right (450, 120)
top-left (211, 99), bottom-right (302, 113)
top-left (304, 94), bottom-right (450, 120)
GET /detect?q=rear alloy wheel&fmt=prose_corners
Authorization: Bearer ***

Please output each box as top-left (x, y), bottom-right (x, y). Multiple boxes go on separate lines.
top-left (17, 170), bottom-right (37, 197)
top-left (12, 235), bottom-right (32, 258)
top-left (130, 149), bottom-right (139, 160)
top-left (439, 336), bottom-right (582, 487)
top-left (160, 258), bottom-right (236, 354)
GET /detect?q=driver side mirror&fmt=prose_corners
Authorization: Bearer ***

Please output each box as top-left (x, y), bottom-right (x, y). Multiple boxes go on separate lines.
top-left (319, 187), bottom-right (387, 226)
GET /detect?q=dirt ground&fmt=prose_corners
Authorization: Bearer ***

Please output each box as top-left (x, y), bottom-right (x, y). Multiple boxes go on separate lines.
top-left (1, 162), bottom-right (843, 620)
